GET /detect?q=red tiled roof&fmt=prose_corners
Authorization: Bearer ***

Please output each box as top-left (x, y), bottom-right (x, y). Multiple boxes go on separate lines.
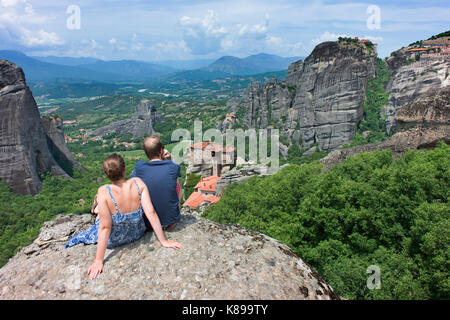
top-left (204, 195), bottom-right (221, 204)
top-left (183, 192), bottom-right (221, 210)
top-left (190, 142), bottom-right (211, 150)
top-left (190, 142), bottom-right (235, 153)
top-left (407, 48), bottom-right (428, 52)
top-left (226, 114), bottom-right (236, 118)
top-left (194, 176), bottom-right (221, 192)
top-left (407, 46), bottom-right (443, 52)
top-left (183, 192), bottom-right (204, 209)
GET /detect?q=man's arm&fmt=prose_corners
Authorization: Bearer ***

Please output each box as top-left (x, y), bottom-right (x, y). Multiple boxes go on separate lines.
top-left (137, 179), bottom-right (183, 250)
top-left (131, 161), bottom-right (141, 178)
top-left (176, 164), bottom-right (182, 208)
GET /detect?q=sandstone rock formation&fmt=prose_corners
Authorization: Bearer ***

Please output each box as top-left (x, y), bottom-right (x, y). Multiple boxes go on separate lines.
top-left (240, 41), bottom-right (377, 152)
top-left (41, 115), bottom-right (84, 174)
top-left (321, 87), bottom-right (450, 170)
top-left (215, 164), bottom-right (288, 196)
top-left (0, 60), bottom-right (70, 195)
top-left (0, 213), bottom-right (339, 300)
top-left (87, 100), bottom-right (159, 138)
top-left (225, 97), bottom-right (242, 115)
top-left (382, 52), bottom-right (450, 133)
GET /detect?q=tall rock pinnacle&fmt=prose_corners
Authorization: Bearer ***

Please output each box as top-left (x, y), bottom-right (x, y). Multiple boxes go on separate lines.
top-left (0, 60), bottom-right (71, 195)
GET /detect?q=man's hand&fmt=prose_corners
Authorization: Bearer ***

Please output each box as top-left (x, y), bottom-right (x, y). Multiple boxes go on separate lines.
top-left (162, 149), bottom-right (172, 160)
top-left (87, 259), bottom-right (103, 280)
top-left (161, 240), bottom-right (184, 250)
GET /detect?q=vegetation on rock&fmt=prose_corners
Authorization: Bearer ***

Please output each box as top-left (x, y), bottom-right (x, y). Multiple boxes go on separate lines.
top-left (345, 58), bottom-right (391, 148)
top-left (204, 143), bottom-right (450, 300)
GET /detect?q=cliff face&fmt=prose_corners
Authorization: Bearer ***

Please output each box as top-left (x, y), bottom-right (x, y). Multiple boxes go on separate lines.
top-left (0, 213), bottom-right (339, 300)
top-left (293, 42), bottom-right (377, 151)
top-left (0, 60), bottom-right (70, 195)
top-left (320, 87), bottom-right (450, 170)
top-left (87, 100), bottom-right (159, 138)
top-left (241, 41), bottom-right (377, 152)
top-left (41, 115), bottom-right (84, 174)
top-left (382, 53), bottom-right (450, 133)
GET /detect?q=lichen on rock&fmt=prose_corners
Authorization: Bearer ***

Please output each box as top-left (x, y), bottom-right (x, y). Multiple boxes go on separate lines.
top-left (0, 214), bottom-right (338, 300)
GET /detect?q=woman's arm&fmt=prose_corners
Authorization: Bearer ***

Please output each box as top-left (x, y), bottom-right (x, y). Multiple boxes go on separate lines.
top-left (139, 181), bottom-right (183, 250)
top-left (87, 187), bottom-right (112, 280)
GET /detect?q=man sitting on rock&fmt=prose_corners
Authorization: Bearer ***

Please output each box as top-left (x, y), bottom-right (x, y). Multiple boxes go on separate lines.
top-left (131, 136), bottom-right (181, 231)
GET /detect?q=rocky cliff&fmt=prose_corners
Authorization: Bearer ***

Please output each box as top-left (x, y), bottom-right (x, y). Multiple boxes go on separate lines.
top-left (41, 115), bottom-right (84, 174)
top-left (0, 213), bottom-right (339, 300)
top-left (321, 87), bottom-right (450, 170)
top-left (87, 100), bottom-right (160, 138)
top-left (240, 40), bottom-right (377, 152)
top-left (0, 60), bottom-right (71, 195)
top-left (215, 164), bottom-right (289, 196)
top-left (382, 52), bottom-right (450, 133)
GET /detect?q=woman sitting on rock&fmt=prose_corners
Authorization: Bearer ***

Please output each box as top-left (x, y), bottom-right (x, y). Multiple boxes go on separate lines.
top-left (65, 153), bottom-right (183, 280)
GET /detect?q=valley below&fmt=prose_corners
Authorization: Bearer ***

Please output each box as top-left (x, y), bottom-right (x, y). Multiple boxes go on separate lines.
top-left (0, 32), bottom-right (449, 300)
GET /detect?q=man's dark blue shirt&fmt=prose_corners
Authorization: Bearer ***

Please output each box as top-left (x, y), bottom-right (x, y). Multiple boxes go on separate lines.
top-left (131, 160), bottom-right (181, 228)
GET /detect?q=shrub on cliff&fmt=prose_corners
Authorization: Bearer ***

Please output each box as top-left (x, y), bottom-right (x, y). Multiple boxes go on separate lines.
top-left (204, 143), bottom-right (449, 300)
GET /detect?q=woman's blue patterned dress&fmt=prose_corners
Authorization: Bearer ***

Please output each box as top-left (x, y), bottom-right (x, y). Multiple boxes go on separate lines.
top-left (65, 179), bottom-right (146, 249)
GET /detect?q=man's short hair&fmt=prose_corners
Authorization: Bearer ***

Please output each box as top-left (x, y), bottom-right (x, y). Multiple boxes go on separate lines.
top-left (143, 136), bottom-right (163, 160)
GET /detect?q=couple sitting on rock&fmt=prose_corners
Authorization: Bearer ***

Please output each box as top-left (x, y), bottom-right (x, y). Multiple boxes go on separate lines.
top-left (65, 136), bottom-right (184, 280)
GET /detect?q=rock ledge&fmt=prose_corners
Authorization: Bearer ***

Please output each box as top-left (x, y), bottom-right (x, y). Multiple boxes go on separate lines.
top-left (0, 214), bottom-right (338, 300)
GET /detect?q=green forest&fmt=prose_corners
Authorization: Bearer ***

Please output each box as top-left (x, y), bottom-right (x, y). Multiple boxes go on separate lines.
top-left (204, 143), bottom-right (450, 300)
top-left (0, 45), bottom-right (448, 300)
top-left (344, 58), bottom-right (391, 148)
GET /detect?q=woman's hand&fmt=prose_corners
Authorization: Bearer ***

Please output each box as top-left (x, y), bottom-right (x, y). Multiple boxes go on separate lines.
top-left (161, 239), bottom-right (184, 250)
top-left (87, 259), bottom-right (103, 280)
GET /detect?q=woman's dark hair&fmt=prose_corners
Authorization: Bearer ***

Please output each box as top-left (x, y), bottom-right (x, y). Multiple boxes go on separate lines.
top-left (103, 154), bottom-right (125, 181)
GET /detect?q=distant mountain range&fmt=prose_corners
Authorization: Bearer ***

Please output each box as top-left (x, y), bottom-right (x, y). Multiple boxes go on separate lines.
top-left (160, 53), bottom-right (302, 82)
top-left (0, 50), bottom-right (302, 83)
top-left (203, 53), bottom-right (301, 75)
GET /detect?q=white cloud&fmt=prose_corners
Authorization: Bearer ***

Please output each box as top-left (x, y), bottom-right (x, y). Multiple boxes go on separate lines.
top-left (81, 39), bottom-right (102, 50)
top-left (364, 35), bottom-right (383, 43)
top-left (131, 33), bottom-right (144, 51)
top-left (21, 29), bottom-right (64, 47)
top-left (0, 0), bottom-right (64, 48)
top-left (179, 10), bottom-right (228, 55)
top-left (237, 14), bottom-right (270, 40)
top-left (311, 31), bottom-right (351, 45)
top-left (311, 31), bottom-right (383, 47)
top-left (151, 40), bottom-right (190, 59)
top-left (0, 0), bottom-right (18, 7)
top-left (175, 10), bottom-right (309, 57)
top-left (264, 35), bottom-right (306, 57)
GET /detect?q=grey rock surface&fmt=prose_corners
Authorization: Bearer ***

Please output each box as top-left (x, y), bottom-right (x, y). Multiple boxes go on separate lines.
top-left (240, 41), bottom-right (377, 152)
top-left (88, 100), bottom-right (159, 138)
top-left (381, 54), bottom-right (450, 133)
top-left (41, 115), bottom-right (84, 172)
top-left (292, 41), bottom-right (377, 151)
top-left (394, 87), bottom-right (450, 132)
top-left (226, 97), bottom-right (242, 114)
top-left (0, 60), bottom-right (70, 195)
top-left (321, 87), bottom-right (450, 170)
top-left (0, 213), bottom-right (338, 300)
top-left (215, 164), bottom-right (289, 196)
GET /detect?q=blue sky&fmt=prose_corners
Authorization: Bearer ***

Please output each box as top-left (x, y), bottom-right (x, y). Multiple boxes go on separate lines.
top-left (0, 0), bottom-right (449, 61)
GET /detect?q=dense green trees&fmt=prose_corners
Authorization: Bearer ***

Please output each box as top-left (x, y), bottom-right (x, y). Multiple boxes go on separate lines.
top-left (204, 143), bottom-right (449, 299)
top-left (183, 173), bottom-right (202, 201)
top-left (0, 171), bottom-right (101, 266)
top-left (345, 58), bottom-right (391, 148)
